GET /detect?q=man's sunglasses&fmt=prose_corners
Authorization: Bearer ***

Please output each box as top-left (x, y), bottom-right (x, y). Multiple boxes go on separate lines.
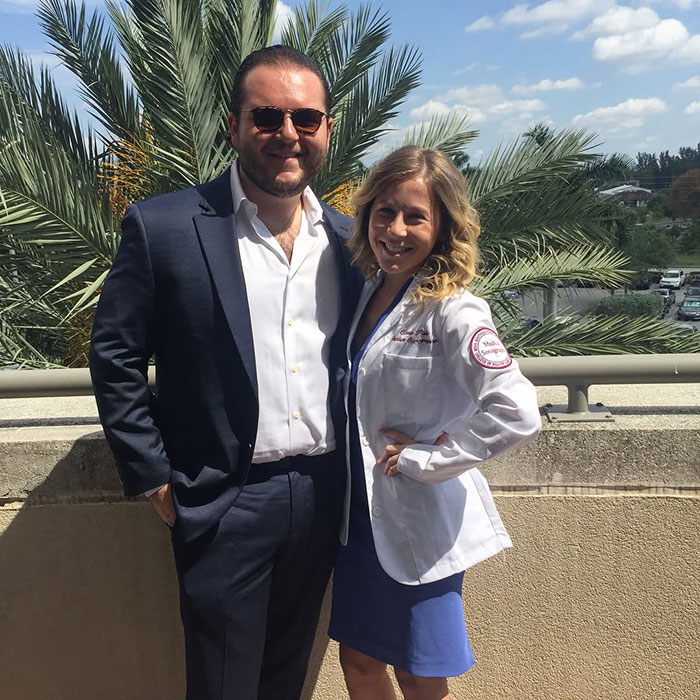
top-left (241, 106), bottom-right (329, 135)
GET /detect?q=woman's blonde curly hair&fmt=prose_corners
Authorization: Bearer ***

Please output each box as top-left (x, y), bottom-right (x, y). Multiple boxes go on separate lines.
top-left (348, 145), bottom-right (480, 302)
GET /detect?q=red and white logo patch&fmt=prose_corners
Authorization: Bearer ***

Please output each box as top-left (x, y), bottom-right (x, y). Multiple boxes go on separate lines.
top-left (469, 327), bottom-right (512, 369)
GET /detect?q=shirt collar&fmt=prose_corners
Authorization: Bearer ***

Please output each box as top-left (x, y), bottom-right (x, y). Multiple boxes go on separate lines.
top-left (229, 160), bottom-right (325, 233)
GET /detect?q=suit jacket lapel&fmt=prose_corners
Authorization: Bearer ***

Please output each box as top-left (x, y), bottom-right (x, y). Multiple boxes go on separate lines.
top-left (193, 169), bottom-right (258, 396)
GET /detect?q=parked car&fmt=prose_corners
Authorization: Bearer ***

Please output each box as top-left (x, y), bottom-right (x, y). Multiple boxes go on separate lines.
top-left (631, 276), bottom-right (650, 290)
top-left (677, 322), bottom-right (698, 333)
top-left (659, 269), bottom-right (686, 289)
top-left (687, 273), bottom-right (700, 286)
top-left (502, 289), bottom-right (520, 300)
top-left (521, 316), bottom-right (540, 330)
top-left (677, 297), bottom-right (700, 322)
top-left (684, 286), bottom-right (700, 298)
top-left (654, 288), bottom-right (675, 316)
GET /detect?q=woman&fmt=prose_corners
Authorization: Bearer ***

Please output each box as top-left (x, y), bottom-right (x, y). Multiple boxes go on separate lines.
top-left (328, 146), bottom-right (541, 700)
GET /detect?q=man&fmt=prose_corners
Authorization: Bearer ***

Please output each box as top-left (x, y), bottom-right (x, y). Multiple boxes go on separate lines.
top-left (89, 46), bottom-right (361, 700)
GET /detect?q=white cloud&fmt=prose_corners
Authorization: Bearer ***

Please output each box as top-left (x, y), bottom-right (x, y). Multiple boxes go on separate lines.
top-left (271, 1), bottom-right (295, 43)
top-left (674, 75), bottom-right (700, 88)
top-left (488, 99), bottom-right (546, 117)
top-left (512, 77), bottom-right (585, 94)
top-left (408, 100), bottom-right (454, 120)
top-left (453, 62), bottom-right (499, 75)
top-left (662, 0), bottom-right (700, 7)
top-left (684, 101), bottom-right (700, 114)
top-left (502, 0), bottom-right (615, 31)
top-left (411, 83), bottom-right (546, 125)
top-left (572, 97), bottom-right (667, 131)
top-left (437, 84), bottom-right (504, 106)
top-left (592, 19), bottom-right (689, 62)
top-left (520, 22), bottom-right (571, 38)
top-left (0, 0), bottom-right (41, 12)
top-left (672, 34), bottom-right (700, 63)
top-left (1, 0), bottom-right (99, 11)
top-left (572, 7), bottom-right (661, 39)
top-left (466, 16), bottom-right (495, 32)
top-left (501, 113), bottom-right (555, 139)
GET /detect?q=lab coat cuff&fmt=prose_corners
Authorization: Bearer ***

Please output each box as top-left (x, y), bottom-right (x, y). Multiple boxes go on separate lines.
top-left (397, 444), bottom-right (437, 481)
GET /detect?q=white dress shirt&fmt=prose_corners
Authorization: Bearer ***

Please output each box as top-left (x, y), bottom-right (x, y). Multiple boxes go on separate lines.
top-left (143, 165), bottom-right (341, 495)
top-left (230, 163), bottom-right (340, 463)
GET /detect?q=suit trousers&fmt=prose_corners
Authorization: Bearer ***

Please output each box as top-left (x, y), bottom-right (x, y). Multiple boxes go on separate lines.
top-left (171, 452), bottom-right (344, 700)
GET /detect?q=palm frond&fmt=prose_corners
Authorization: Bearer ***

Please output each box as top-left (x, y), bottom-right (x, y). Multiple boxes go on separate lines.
top-left (311, 4), bottom-right (389, 108)
top-left (470, 129), bottom-right (599, 205)
top-left (402, 113), bottom-right (478, 159)
top-left (315, 43), bottom-right (422, 195)
top-left (504, 314), bottom-right (700, 356)
top-left (474, 244), bottom-right (631, 299)
top-left (202, 0), bottom-right (277, 110)
top-left (281, 0), bottom-right (347, 61)
top-left (108, 0), bottom-right (228, 187)
top-left (37, 0), bottom-right (142, 143)
top-left (0, 85), bottom-right (116, 285)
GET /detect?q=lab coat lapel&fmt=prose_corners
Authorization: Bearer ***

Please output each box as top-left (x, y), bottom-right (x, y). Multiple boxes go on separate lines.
top-left (348, 276), bottom-right (422, 361)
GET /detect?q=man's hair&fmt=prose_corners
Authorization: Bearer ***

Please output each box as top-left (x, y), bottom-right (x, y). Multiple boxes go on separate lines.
top-left (349, 146), bottom-right (481, 302)
top-left (229, 45), bottom-right (331, 114)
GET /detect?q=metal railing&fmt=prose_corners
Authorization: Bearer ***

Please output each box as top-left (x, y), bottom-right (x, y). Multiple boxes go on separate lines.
top-left (518, 353), bottom-right (700, 421)
top-left (1, 354), bottom-right (699, 422)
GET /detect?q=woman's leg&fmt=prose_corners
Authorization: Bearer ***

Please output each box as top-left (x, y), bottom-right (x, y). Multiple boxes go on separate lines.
top-left (394, 668), bottom-right (449, 700)
top-left (339, 644), bottom-right (397, 699)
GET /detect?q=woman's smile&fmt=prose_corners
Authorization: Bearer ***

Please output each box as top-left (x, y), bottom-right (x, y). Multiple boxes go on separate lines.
top-left (368, 177), bottom-right (439, 286)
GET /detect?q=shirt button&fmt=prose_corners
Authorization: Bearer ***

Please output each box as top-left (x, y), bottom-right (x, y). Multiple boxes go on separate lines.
top-left (362, 437), bottom-right (369, 446)
top-left (372, 506), bottom-right (382, 517)
top-left (358, 368), bottom-right (366, 377)
top-left (291, 365), bottom-right (299, 373)
top-left (293, 411), bottom-right (301, 419)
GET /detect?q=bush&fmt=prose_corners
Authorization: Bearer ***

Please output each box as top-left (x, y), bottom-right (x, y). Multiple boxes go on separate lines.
top-left (593, 293), bottom-right (663, 318)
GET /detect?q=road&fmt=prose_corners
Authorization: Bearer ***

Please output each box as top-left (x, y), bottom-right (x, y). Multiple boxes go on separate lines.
top-left (514, 267), bottom-right (700, 330)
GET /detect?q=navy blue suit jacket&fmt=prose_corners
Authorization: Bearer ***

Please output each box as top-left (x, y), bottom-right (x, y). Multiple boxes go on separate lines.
top-left (89, 167), bottom-right (362, 542)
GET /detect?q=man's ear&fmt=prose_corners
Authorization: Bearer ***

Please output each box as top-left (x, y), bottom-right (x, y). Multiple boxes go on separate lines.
top-left (227, 112), bottom-right (239, 149)
top-left (326, 116), bottom-right (333, 145)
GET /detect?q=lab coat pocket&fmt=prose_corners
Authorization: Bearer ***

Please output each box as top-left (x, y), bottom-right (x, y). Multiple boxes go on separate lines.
top-left (382, 353), bottom-right (444, 431)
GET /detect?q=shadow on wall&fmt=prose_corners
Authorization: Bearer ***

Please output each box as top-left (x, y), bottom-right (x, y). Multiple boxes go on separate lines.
top-left (0, 434), bottom-right (330, 700)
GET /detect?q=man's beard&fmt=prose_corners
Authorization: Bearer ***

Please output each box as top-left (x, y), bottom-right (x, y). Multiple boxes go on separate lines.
top-left (236, 147), bottom-right (326, 198)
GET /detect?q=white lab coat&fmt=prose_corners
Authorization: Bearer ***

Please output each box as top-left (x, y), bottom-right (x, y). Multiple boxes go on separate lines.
top-left (342, 276), bottom-right (542, 585)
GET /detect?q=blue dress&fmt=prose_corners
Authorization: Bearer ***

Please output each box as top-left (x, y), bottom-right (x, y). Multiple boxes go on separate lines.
top-left (329, 282), bottom-right (475, 677)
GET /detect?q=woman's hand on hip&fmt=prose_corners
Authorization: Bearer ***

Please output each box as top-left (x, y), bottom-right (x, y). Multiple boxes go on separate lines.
top-left (377, 429), bottom-right (449, 476)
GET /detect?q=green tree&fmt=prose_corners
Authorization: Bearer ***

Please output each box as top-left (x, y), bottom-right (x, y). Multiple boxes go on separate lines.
top-left (668, 169), bottom-right (700, 219)
top-left (1, 1), bottom-right (698, 367)
top-left (593, 293), bottom-right (663, 319)
top-left (624, 224), bottom-right (675, 273)
top-left (680, 220), bottom-right (700, 255)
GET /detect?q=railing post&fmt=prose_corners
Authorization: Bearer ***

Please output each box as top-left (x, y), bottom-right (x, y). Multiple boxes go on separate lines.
top-left (567, 383), bottom-right (590, 414)
top-left (544, 381), bottom-right (614, 423)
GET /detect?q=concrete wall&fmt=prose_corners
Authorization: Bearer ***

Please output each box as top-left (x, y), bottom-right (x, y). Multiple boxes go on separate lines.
top-left (1, 386), bottom-right (698, 700)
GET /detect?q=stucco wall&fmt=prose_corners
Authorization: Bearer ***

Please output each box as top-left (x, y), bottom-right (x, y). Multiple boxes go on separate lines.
top-left (1, 386), bottom-right (698, 700)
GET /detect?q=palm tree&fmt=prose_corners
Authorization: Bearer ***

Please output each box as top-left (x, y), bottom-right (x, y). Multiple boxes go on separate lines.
top-left (1, 1), bottom-right (697, 367)
top-left (467, 127), bottom-right (699, 354)
top-left (0, 0), bottom-right (473, 366)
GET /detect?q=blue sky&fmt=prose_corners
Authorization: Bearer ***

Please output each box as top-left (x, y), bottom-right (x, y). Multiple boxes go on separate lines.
top-left (2, 0), bottom-right (700, 167)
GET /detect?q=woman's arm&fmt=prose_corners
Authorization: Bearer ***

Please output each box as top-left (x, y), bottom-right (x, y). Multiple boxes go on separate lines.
top-left (394, 293), bottom-right (541, 483)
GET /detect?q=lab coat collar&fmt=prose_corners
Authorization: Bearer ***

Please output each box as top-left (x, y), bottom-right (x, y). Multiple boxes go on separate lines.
top-left (347, 272), bottom-right (425, 360)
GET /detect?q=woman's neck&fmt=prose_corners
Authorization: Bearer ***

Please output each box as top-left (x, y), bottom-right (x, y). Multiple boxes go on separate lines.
top-left (378, 273), bottom-right (413, 300)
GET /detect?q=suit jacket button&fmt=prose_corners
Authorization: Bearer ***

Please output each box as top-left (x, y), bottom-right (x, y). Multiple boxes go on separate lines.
top-left (372, 506), bottom-right (382, 517)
